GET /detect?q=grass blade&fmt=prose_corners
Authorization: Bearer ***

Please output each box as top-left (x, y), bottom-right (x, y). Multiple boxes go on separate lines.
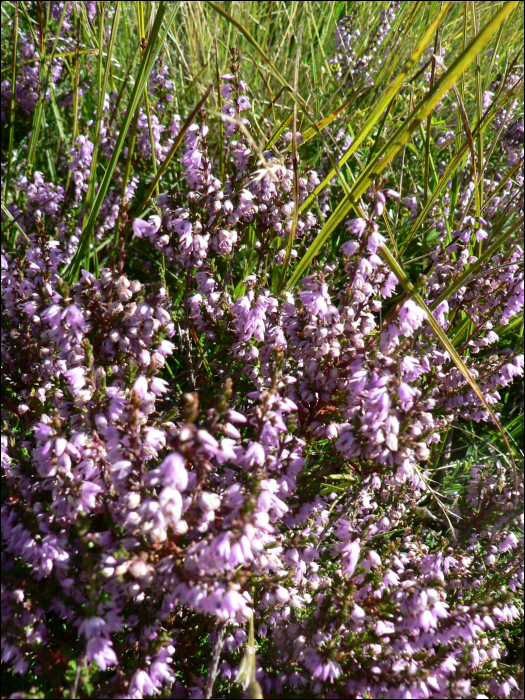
top-left (204, 0), bottom-right (310, 113)
top-left (287, 1), bottom-right (518, 292)
top-left (4, 1), bottom-right (19, 198)
top-left (298, 1), bottom-right (453, 216)
top-left (1, 202), bottom-right (30, 243)
top-left (401, 76), bottom-right (522, 254)
top-left (264, 113), bottom-right (293, 151)
top-left (133, 84), bottom-right (214, 218)
top-left (64, 1), bottom-right (182, 283)
top-left (379, 245), bottom-right (518, 487)
top-left (299, 91), bottom-right (360, 145)
top-left (82, 2), bottom-right (122, 274)
top-left (277, 27), bottom-right (302, 293)
top-left (26, 0), bottom-right (69, 171)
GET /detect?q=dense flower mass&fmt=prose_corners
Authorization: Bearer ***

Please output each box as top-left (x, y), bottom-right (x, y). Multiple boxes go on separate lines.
top-left (1, 3), bottom-right (524, 699)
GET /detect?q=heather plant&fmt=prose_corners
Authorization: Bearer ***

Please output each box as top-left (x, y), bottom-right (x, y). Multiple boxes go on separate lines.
top-left (1, 2), bottom-right (524, 699)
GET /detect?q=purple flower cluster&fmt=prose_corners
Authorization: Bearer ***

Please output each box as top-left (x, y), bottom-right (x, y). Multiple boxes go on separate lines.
top-left (1, 2), bottom-right (98, 122)
top-left (1, 9), bottom-right (524, 700)
top-left (329, 4), bottom-right (401, 88)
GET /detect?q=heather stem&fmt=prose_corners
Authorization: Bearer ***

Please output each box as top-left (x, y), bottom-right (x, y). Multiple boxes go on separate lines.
top-left (204, 621), bottom-right (226, 699)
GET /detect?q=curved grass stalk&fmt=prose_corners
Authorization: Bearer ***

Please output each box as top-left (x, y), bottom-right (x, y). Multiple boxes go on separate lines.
top-left (298, 2), bottom-right (453, 216)
top-left (286, 1), bottom-right (518, 293)
top-left (26, 0), bottom-right (69, 172)
top-left (379, 245), bottom-right (518, 491)
top-left (400, 77), bottom-right (523, 255)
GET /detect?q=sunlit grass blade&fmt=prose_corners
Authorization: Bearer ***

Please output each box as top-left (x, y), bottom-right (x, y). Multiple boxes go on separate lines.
top-left (235, 611), bottom-right (262, 698)
top-left (64, 1), bottom-right (182, 284)
top-left (287, 1), bottom-right (518, 292)
top-left (0, 47), bottom-right (98, 71)
top-left (379, 245), bottom-right (518, 487)
top-left (1, 202), bottom-right (30, 243)
top-left (366, 2), bottom-right (518, 196)
top-left (264, 113), bottom-right (293, 151)
top-left (137, 2), bottom-right (160, 200)
top-left (298, 1), bottom-right (453, 216)
top-left (286, 195), bottom-right (351, 291)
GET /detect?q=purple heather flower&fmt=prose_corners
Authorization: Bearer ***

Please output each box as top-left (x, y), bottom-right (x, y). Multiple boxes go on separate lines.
top-left (133, 375), bottom-right (149, 399)
top-left (399, 299), bottom-right (427, 336)
top-left (64, 304), bottom-right (86, 330)
top-left (341, 540), bottom-right (361, 577)
top-left (2, 32), bottom-right (524, 699)
top-left (86, 637), bottom-right (118, 671)
top-left (79, 482), bottom-right (103, 512)
top-left (346, 218), bottom-right (367, 237)
top-left (129, 669), bottom-right (156, 697)
top-left (64, 367), bottom-right (86, 392)
top-left (398, 382), bottom-right (416, 402)
top-left (341, 239), bottom-right (359, 256)
top-left (159, 453), bottom-right (188, 491)
top-left (367, 230), bottom-right (386, 254)
top-left (237, 95), bottom-right (251, 111)
top-left (303, 648), bottom-right (342, 683)
top-left (132, 215), bottom-right (162, 239)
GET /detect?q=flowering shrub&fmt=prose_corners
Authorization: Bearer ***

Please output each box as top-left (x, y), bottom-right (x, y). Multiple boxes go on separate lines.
top-left (1, 2), bottom-right (524, 699)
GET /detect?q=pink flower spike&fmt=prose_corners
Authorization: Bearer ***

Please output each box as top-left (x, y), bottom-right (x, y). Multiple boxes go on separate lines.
top-left (160, 453), bottom-right (188, 491)
top-left (398, 382), bottom-right (416, 402)
top-left (367, 230), bottom-right (386, 254)
top-left (133, 375), bottom-right (148, 399)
